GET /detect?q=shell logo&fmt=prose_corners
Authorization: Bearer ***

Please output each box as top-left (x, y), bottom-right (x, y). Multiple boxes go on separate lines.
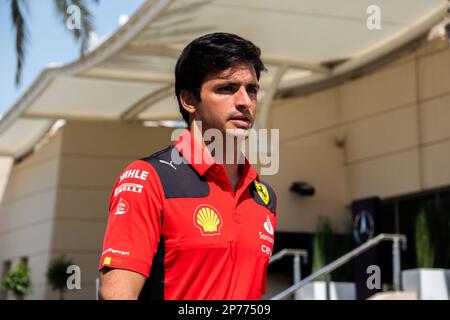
top-left (193, 204), bottom-right (223, 236)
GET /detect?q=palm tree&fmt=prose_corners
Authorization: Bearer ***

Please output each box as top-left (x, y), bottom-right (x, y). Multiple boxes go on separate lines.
top-left (7, 0), bottom-right (100, 86)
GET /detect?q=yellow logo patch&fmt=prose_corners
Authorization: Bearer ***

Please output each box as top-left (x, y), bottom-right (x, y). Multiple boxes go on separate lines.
top-left (193, 205), bottom-right (223, 236)
top-left (255, 181), bottom-right (269, 206)
top-left (103, 257), bottom-right (112, 265)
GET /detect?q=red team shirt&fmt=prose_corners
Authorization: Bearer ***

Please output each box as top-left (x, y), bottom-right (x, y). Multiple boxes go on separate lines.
top-left (99, 129), bottom-right (277, 300)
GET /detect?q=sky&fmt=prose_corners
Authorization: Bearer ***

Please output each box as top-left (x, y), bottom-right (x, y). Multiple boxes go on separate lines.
top-left (0, 0), bottom-right (146, 116)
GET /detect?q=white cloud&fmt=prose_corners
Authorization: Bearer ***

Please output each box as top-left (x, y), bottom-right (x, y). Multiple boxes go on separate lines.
top-left (118, 14), bottom-right (129, 26)
top-left (46, 61), bottom-right (63, 68)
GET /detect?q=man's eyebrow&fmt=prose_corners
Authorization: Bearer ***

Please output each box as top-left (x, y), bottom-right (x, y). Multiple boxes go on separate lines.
top-left (247, 83), bottom-right (260, 90)
top-left (215, 80), bottom-right (260, 89)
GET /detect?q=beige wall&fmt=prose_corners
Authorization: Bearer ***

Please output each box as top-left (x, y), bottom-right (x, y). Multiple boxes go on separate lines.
top-left (0, 122), bottom-right (175, 299)
top-left (267, 37), bottom-right (450, 234)
top-left (0, 129), bottom-right (62, 299)
top-left (268, 88), bottom-right (350, 233)
top-left (51, 121), bottom-right (174, 299)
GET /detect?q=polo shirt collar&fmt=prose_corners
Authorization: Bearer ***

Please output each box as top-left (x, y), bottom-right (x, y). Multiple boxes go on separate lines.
top-left (173, 129), bottom-right (259, 181)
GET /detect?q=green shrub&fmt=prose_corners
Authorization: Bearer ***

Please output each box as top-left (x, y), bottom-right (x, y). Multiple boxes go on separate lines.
top-left (1, 261), bottom-right (32, 299)
top-left (46, 255), bottom-right (73, 300)
top-left (414, 208), bottom-right (435, 268)
top-left (312, 217), bottom-right (354, 282)
top-left (312, 217), bottom-right (334, 281)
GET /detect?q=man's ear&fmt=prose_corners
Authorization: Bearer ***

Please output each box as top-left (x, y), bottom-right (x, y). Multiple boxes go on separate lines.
top-left (179, 90), bottom-right (197, 116)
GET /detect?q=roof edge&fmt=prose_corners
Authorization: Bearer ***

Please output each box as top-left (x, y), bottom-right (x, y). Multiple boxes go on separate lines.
top-left (0, 0), bottom-right (173, 136)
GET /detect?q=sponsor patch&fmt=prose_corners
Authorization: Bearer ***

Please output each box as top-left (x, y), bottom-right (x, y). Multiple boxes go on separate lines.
top-left (193, 204), bottom-right (223, 236)
top-left (254, 181), bottom-right (270, 205)
top-left (264, 215), bottom-right (274, 235)
top-left (114, 183), bottom-right (143, 197)
top-left (114, 198), bottom-right (129, 215)
top-left (102, 248), bottom-right (130, 256)
top-left (261, 245), bottom-right (272, 256)
top-left (259, 232), bottom-right (274, 244)
top-left (119, 169), bottom-right (148, 182)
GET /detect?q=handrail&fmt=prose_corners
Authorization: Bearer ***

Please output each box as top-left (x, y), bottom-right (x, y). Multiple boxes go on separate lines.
top-left (271, 233), bottom-right (407, 300)
top-left (269, 248), bottom-right (309, 287)
top-left (269, 249), bottom-right (308, 264)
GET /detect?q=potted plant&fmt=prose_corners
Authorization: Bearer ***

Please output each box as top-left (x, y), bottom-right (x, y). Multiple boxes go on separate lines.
top-left (402, 205), bottom-right (450, 299)
top-left (46, 255), bottom-right (74, 300)
top-left (295, 217), bottom-right (356, 300)
top-left (1, 261), bottom-right (32, 300)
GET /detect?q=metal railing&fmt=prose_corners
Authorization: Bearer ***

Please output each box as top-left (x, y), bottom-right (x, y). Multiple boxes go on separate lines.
top-left (95, 278), bottom-right (99, 300)
top-left (269, 249), bottom-right (308, 285)
top-left (271, 233), bottom-right (407, 300)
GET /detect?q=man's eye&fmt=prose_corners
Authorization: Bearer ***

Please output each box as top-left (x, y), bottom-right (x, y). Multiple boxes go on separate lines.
top-left (247, 88), bottom-right (259, 98)
top-left (217, 86), bottom-right (236, 94)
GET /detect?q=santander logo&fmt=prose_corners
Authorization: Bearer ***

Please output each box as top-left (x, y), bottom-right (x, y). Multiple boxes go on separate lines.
top-left (264, 215), bottom-right (274, 235)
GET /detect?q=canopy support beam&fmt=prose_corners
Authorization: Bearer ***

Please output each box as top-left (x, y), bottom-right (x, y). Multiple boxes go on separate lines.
top-left (257, 64), bottom-right (288, 129)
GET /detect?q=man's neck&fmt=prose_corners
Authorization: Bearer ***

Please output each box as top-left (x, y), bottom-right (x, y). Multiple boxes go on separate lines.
top-left (215, 142), bottom-right (241, 192)
top-left (189, 124), bottom-right (242, 191)
top-left (223, 162), bottom-right (240, 191)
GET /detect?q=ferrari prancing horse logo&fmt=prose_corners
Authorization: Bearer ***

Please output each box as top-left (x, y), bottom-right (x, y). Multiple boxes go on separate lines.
top-left (254, 181), bottom-right (270, 206)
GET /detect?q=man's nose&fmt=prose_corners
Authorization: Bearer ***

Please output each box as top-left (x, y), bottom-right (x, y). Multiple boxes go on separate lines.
top-left (234, 86), bottom-right (252, 108)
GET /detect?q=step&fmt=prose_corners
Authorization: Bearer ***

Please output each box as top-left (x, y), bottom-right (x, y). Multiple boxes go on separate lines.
top-left (367, 291), bottom-right (418, 300)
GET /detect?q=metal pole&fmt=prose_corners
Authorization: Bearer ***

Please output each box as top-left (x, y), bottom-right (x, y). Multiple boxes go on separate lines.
top-left (292, 254), bottom-right (302, 300)
top-left (293, 254), bottom-right (301, 284)
top-left (95, 278), bottom-right (99, 300)
top-left (392, 238), bottom-right (401, 291)
top-left (325, 274), bottom-right (331, 300)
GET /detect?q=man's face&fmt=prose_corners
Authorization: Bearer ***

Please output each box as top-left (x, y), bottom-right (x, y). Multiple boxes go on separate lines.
top-left (194, 64), bottom-right (259, 136)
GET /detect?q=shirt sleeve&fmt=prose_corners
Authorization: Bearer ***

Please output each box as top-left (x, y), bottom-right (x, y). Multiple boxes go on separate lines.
top-left (261, 187), bottom-right (278, 297)
top-left (98, 160), bottom-right (164, 278)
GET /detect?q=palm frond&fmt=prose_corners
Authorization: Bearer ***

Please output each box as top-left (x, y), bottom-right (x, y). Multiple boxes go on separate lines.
top-left (73, 0), bottom-right (96, 55)
top-left (52, 0), bottom-right (98, 56)
top-left (11, 0), bottom-right (29, 86)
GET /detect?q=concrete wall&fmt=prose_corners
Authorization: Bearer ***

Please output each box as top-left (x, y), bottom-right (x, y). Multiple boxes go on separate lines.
top-left (0, 129), bottom-right (62, 299)
top-left (268, 88), bottom-right (350, 233)
top-left (51, 121), bottom-right (174, 299)
top-left (266, 37), bottom-right (450, 234)
top-left (0, 122), bottom-right (175, 299)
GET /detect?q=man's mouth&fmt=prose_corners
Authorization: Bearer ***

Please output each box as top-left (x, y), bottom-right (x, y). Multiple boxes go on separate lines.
top-left (229, 114), bottom-right (252, 128)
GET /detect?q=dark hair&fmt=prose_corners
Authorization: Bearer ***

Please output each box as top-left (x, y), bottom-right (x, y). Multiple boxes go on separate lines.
top-left (175, 32), bottom-right (266, 125)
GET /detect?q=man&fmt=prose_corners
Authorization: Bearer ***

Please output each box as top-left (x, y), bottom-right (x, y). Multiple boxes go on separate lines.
top-left (98, 32), bottom-right (278, 300)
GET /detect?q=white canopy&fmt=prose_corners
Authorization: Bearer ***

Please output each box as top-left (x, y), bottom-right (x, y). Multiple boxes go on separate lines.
top-left (0, 0), bottom-right (447, 157)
